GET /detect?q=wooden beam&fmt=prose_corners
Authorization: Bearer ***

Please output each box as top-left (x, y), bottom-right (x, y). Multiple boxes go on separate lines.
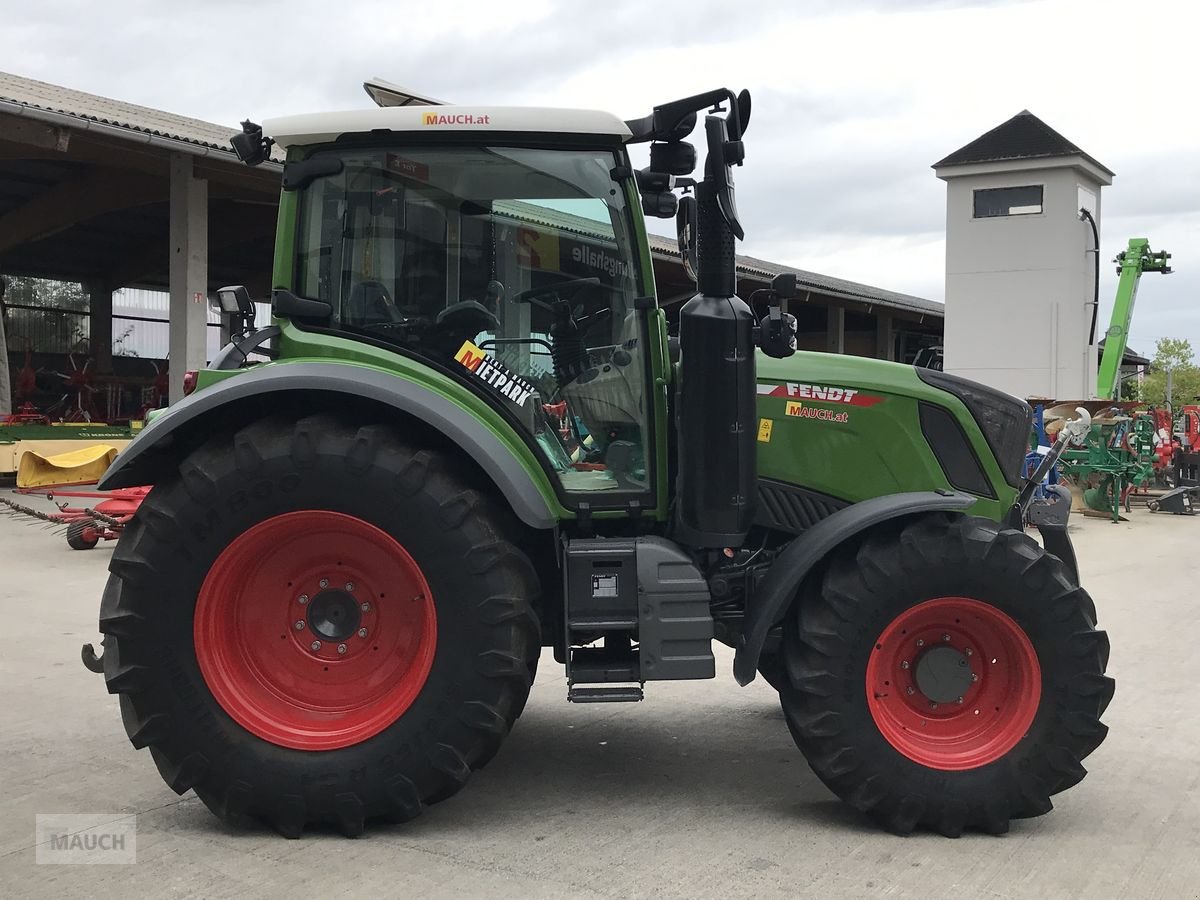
top-left (0, 113), bottom-right (71, 152)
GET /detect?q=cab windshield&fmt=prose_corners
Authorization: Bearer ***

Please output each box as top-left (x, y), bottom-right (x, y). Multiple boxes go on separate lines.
top-left (295, 145), bottom-right (653, 497)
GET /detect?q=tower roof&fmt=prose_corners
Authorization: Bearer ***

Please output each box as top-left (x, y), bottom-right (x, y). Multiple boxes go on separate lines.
top-left (933, 109), bottom-right (1113, 177)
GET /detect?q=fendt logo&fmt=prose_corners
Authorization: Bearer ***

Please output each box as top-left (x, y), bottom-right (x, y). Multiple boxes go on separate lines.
top-left (757, 382), bottom-right (884, 407)
top-left (422, 112), bottom-right (491, 126)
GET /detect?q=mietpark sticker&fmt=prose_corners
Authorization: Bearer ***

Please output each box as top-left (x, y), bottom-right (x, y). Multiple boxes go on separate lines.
top-left (454, 340), bottom-right (534, 406)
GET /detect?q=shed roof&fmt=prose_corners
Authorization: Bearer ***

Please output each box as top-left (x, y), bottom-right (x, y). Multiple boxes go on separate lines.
top-left (0, 69), bottom-right (282, 164)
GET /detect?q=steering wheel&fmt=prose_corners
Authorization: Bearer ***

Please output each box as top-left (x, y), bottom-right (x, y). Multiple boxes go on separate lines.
top-left (513, 277), bottom-right (603, 311)
top-left (436, 300), bottom-right (500, 334)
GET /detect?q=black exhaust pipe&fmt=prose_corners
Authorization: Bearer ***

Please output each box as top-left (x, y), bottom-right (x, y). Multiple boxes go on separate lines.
top-left (674, 174), bottom-right (757, 549)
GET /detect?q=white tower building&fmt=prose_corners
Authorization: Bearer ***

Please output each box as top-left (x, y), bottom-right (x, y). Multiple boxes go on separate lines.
top-left (934, 111), bottom-right (1114, 400)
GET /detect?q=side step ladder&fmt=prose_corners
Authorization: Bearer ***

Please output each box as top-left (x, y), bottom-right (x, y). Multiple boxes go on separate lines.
top-left (562, 537), bottom-right (714, 704)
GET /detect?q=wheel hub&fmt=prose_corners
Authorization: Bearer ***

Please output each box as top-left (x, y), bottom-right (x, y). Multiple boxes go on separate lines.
top-left (865, 597), bottom-right (1042, 771)
top-left (913, 645), bottom-right (973, 703)
top-left (305, 589), bottom-right (361, 641)
top-left (193, 510), bottom-right (438, 751)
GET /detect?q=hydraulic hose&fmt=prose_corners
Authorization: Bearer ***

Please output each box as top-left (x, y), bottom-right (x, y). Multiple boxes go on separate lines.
top-left (1080, 208), bottom-right (1100, 344)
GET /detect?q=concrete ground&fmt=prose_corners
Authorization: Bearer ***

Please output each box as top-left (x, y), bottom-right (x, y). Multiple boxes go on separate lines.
top-left (1, 496), bottom-right (1198, 900)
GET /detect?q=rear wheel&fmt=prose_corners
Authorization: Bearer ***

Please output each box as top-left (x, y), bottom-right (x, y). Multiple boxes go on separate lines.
top-left (780, 515), bottom-right (1113, 836)
top-left (99, 415), bottom-right (541, 836)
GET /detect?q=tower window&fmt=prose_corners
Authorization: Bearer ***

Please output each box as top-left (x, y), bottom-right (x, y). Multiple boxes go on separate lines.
top-left (973, 185), bottom-right (1043, 218)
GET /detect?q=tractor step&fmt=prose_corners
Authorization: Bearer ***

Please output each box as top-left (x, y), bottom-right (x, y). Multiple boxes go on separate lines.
top-left (568, 647), bottom-right (639, 684)
top-left (567, 686), bottom-right (644, 703)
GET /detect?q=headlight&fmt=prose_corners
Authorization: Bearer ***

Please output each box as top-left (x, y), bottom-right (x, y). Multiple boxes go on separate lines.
top-left (916, 369), bottom-right (1033, 489)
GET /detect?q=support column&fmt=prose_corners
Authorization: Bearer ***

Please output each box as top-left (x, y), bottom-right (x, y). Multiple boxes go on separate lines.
top-left (168, 154), bottom-right (208, 404)
top-left (875, 312), bottom-right (894, 361)
top-left (0, 275), bottom-right (10, 416)
top-left (87, 280), bottom-right (113, 374)
top-left (825, 305), bottom-right (845, 355)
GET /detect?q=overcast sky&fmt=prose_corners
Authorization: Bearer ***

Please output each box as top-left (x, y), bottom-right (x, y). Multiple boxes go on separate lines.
top-left (8, 0), bottom-right (1198, 358)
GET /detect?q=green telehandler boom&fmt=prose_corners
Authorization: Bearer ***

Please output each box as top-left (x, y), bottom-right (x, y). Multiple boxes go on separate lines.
top-left (1096, 238), bottom-right (1172, 400)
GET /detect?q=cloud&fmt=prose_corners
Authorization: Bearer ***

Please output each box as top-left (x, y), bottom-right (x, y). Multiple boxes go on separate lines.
top-left (4, 0), bottom-right (1198, 350)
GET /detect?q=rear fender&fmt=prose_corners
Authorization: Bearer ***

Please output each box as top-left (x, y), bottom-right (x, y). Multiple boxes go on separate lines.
top-left (99, 362), bottom-right (558, 529)
top-left (733, 491), bottom-right (976, 685)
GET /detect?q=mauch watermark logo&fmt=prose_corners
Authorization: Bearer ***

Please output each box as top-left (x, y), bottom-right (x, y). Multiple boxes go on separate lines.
top-left (422, 112), bottom-right (491, 126)
top-left (36, 814), bottom-right (136, 865)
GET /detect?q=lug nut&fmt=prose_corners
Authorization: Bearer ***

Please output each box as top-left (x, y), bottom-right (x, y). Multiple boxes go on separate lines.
top-left (905, 686), bottom-right (915, 696)
top-left (971, 673), bottom-right (978, 682)
top-left (916, 639), bottom-right (925, 648)
top-left (900, 660), bottom-right (910, 670)
top-left (956, 696), bottom-right (964, 704)
top-left (298, 594), bottom-right (309, 604)
top-left (361, 602), bottom-right (371, 612)
top-left (345, 582), bottom-right (354, 591)
top-left (964, 647), bottom-right (973, 656)
top-left (310, 641), bottom-right (321, 652)
top-left (293, 620), bottom-right (305, 631)
top-left (319, 578), bottom-right (329, 588)
top-left (942, 633), bottom-right (951, 642)
top-left (357, 628), bottom-right (368, 638)
top-left (337, 643), bottom-right (347, 655)
top-left (929, 701), bottom-right (938, 709)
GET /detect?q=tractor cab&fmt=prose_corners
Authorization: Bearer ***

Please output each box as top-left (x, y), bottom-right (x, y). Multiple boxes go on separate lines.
top-left (263, 109), bottom-right (662, 503)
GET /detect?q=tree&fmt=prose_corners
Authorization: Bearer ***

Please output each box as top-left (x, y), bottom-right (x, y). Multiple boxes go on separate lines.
top-left (1141, 337), bottom-right (1200, 410)
top-left (1, 276), bottom-right (90, 354)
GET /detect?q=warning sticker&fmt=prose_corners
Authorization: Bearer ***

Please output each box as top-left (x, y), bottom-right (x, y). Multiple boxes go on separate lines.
top-left (455, 340), bottom-right (534, 406)
top-left (757, 418), bottom-right (773, 443)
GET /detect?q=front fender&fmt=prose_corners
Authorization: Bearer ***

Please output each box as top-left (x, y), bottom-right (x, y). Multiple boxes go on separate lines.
top-left (733, 490), bottom-right (976, 685)
top-left (99, 361), bottom-right (559, 529)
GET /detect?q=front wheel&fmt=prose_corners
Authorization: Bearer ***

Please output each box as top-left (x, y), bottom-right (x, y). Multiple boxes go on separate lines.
top-left (780, 515), bottom-right (1113, 836)
top-left (99, 415), bottom-right (541, 836)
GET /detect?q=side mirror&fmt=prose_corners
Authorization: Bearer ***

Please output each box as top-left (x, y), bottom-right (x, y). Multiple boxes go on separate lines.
top-left (736, 89), bottom-right (752, 137)
top-left (676, 195), bottom-right (699, 283)
top-left (704, 115), bottom-right (743, 240)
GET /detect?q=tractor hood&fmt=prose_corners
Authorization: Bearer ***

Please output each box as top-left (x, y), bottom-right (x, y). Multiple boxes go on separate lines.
top-left (753, 352), bottom-right (1028, 522)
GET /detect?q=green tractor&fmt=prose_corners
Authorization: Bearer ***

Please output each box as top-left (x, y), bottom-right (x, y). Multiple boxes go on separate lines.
top-left (89, 89), bottom-right (1112, 837)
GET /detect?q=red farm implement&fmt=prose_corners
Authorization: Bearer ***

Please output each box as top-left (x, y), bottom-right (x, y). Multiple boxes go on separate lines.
top-left (0, 485), bottom-right (148, 550)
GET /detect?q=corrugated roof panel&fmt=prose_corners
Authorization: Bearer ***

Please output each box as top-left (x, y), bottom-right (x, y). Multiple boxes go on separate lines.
top-left (0, 69), bottom-right (283, 161)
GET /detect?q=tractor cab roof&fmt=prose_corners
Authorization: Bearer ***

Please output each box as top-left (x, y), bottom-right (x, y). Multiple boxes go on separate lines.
top-left (264, 106), bottom-right (633, 150)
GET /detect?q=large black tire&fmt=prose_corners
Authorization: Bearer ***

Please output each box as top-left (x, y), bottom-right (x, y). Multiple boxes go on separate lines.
top-left (780, 514), bottom-right (1113, 836)
top-left (99, 415), bottom-right (541, 837)
top-left (67, 520), bottom-right (99, 550)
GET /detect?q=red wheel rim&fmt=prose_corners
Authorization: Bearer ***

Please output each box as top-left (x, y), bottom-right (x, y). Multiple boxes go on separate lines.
top-left (194, 510), bottom-right (437, 751)
top-left (865, 597), bottom-right (1041, 771)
